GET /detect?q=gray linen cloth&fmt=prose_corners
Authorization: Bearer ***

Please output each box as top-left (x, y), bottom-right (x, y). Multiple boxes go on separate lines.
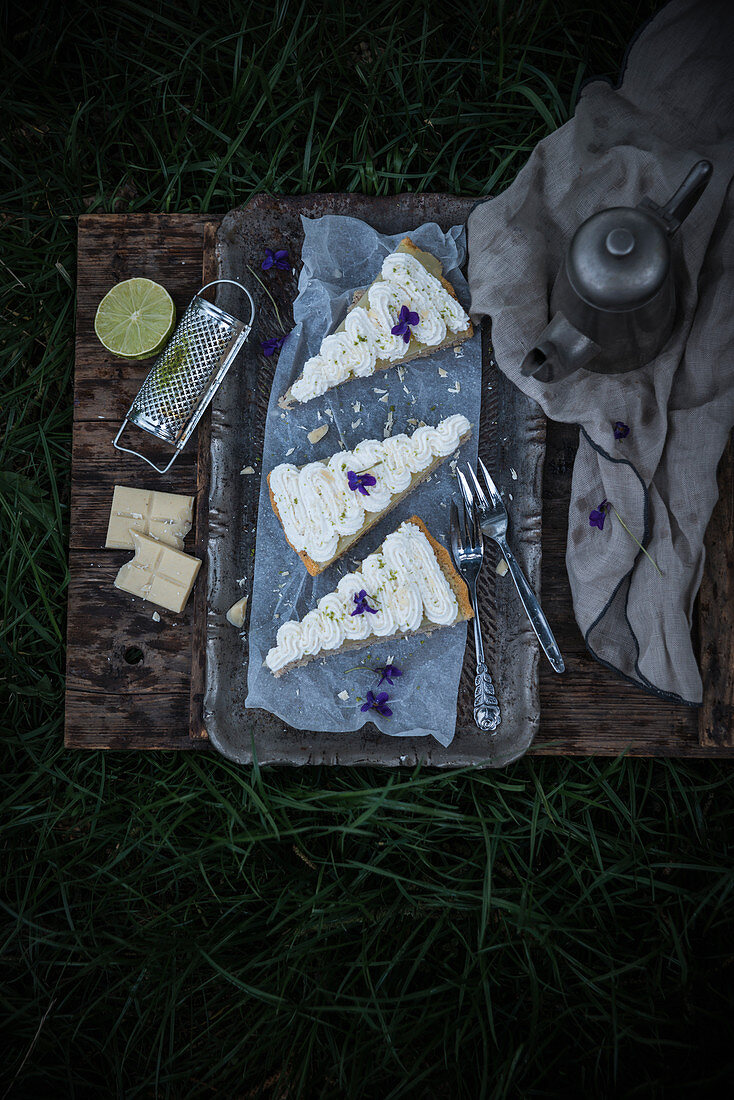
top-left (467, 0), bottom-right (734, 705)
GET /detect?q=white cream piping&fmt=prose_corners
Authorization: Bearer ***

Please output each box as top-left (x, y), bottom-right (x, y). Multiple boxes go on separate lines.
top-left (269, 414), bottom-right (470, 563)
top-left (265, 521), bottom-right (460, 672)
top-left (288, 251), bottom-right (470, 403)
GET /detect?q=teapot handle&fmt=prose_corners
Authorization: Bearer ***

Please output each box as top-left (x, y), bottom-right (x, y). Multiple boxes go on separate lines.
top-left (640, 159), bottom-right (712, 235)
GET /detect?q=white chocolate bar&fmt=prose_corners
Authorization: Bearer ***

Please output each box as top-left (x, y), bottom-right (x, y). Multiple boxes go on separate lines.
top-left (105, 485), bottom-right (194, 551)
top-left (114, 531), bottom-right (201, 613)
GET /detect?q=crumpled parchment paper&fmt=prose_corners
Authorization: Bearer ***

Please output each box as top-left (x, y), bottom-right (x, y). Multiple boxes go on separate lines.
top-left (244, 214), bottom-right (481, 746)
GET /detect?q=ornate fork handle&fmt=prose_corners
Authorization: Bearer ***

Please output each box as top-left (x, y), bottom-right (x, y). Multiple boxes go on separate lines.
top-left (470, 593), bottom-right (501, 733)
top-left (475, 662), bottom-right (501, 731)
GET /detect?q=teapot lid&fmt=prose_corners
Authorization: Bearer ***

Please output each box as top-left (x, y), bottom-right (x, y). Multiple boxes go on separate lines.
top-left (566, 206), bottom-right (670, 310)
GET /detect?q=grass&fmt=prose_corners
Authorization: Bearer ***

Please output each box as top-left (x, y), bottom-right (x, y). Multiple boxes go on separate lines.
top-left (2, 0), bottom-right (734, 1096)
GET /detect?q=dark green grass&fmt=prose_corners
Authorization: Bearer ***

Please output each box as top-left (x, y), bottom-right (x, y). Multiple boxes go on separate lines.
top-left (2, 1), bottom-right (733, 1097)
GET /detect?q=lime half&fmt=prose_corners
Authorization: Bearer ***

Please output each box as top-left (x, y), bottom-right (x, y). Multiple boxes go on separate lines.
top-left (94, 278), bottom-right (176, 360)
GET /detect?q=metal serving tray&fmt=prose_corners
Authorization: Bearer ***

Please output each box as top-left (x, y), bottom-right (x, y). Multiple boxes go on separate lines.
top-left (203, 195), bottom-right (545, 767)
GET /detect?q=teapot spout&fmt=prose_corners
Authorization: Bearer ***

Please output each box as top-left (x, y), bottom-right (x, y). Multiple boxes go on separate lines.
top-left (520, 312), bottom-right (600, 383)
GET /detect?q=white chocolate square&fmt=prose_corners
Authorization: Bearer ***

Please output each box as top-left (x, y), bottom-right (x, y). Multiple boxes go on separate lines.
top-left (105, 486), bottom-right (194, 551)
top-left (114, 531), bottom-right (201, 613)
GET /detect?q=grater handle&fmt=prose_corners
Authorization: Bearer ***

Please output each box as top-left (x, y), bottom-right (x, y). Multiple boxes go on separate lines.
top-left (197, 279), bottom-right (256, 328)
top-left (112, 419), bottom-right (179, 475)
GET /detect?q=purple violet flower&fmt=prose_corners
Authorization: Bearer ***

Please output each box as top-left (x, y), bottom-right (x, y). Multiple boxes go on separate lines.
top-left (351, 589), bottom-right (378, 616)
top-left (361, 690), bottom-right (393, 717)
top-left (614, 421), bottom-right (630, 440)
top-left (375, 664), bottom-right (402, 686)
top-left (391, 304), bottom-right (419, 343)
top-left (260, 334), bottom-right (287, 357)
top-left (588, 498), bottom-right (663, 575)
top-left (347, 470), bottom-right (377, 496)
top-left (589, 499), bottom-right (612, 530)
top-left (262, 248), bottom-right (290, 272)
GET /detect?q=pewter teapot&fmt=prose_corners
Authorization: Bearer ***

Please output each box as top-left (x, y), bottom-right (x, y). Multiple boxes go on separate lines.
top-left (521, 159), bottom-right (712, 384)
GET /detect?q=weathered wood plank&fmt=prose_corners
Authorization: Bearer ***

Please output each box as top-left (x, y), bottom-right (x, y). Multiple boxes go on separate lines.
top-left (699, 433), bottom-right (734, 746)
top-left (66, 553), bottom-right (195, 694)
top-left (65, 214), bottom-right (211, 749)
top-left (74, 215), bottom-right (208, 363)
top-left (189, 222), bottom-right (219, 741)
top-left (64, 690), bottom-right (203, 750)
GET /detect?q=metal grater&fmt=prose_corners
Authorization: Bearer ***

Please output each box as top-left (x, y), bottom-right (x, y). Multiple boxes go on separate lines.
top-left (113, 279), bottom-right (255, 474)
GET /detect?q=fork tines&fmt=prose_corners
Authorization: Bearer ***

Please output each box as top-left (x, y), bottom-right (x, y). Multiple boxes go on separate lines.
top-left (477, 457), bottom-right (503, 507)
top-left (455, 470), bottom-right (481, 549)
top-left (461, 459), bottom-right (506, 519)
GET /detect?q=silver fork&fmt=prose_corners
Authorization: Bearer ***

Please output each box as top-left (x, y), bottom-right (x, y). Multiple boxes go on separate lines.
top-left (450, 498), bottom-right (501, 732)
top-left (459, 459), bottom-right (565, 674)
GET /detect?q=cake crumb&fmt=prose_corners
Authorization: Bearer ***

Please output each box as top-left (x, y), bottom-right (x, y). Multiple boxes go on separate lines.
top-left (285, 447), bottom-right (295, 456)
top-left (448, 381), bottom-right (461, 394)
top-left (351, 419), bottom-right (362, 429)
top-left (510, 467), bottom-right (518, 480)
top-left (352, 400), bottom-right (361, 413)
top-left (438, 367), bottom-right (448, 377)
top-left (383, 409), bottom-right (394, 438)
top-left (240, 465), bottom-right (255, 475)
top-left (152, 611), bottom-right (160, 622)
top-left (308, 424), bottom-right (329, 445)
top-left (337, 690), bottom-right (350, 702)
top-left (496, 558), bottom-right (509, 577)
top-left (397, 366), bottom-right (405, 382)
top-left (374, 387), bottom-right (387, 395)
top-left (453, 346), bottom-right (465, 358)
top-left (378, 393), bottom-right (389, 403)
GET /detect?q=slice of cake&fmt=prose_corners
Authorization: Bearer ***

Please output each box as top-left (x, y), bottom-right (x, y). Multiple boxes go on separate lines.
top-left (265, 516), bottom-right (472, 676)
top-left (268, 414), bottom-right (472, 575)
top-left (280, 238), bottom-right (473, 408)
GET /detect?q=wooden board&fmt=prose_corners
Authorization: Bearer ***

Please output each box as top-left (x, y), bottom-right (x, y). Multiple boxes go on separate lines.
top-left (66, 214), bottom-right (212, 751)
top-left (699, 434), bottom-right (734, 746)
top-left (65, 205), bottom-right (733, 756)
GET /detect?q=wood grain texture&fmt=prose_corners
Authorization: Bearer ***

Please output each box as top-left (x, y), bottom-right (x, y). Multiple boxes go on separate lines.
top-left (65, 208), bottom-right (733, 757)
top-left (65, 690), bottom-right (207, 751)
top-left (66, 553), bottom-right (194, 693)
top-left (65, 214), bottom-right (210, 749)
top-left (699, 434), bottom-right (734, 746)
